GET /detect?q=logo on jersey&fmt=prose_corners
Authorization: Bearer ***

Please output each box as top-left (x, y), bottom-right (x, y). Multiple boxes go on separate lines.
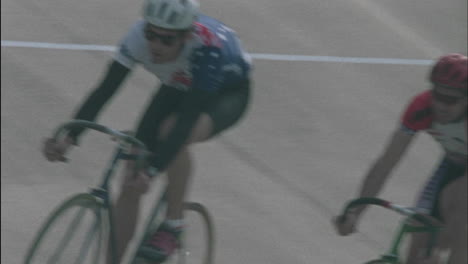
top-left (170, 70), bottom-right (192, 91)
top-left (194, 23), bottom-right (222, 48)
top-left (222, 63), bottom-right (243, 76)
top-left (427, 129), bottom-right (467, 156)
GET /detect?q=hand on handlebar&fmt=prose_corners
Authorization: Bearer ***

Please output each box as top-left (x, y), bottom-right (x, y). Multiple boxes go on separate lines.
top-left (42, 136), bottom-right (75, 162)
top-left (332, 211), bottom-right (359, 236)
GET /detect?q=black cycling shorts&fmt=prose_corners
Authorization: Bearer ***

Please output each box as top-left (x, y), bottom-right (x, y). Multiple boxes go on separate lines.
top-left (135, 79), bottom-right (251, 148)
top-left (415, 157), bottom-right (466, 221)
top-left (205, 79), bottom-right (251, 136)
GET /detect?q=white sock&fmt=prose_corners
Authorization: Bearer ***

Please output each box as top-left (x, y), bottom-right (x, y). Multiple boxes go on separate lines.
top-left (165, 219), bottom-right (184, 229)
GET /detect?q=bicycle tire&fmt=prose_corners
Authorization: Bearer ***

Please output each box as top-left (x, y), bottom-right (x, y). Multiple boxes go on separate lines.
top-left (178, 202), bottom-right (216, 264)
top-left (24, 193), bottom-right (108, 264)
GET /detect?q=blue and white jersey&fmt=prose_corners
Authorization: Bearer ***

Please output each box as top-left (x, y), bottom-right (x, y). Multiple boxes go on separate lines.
top-left (114, 14), bottom-right (252, 92)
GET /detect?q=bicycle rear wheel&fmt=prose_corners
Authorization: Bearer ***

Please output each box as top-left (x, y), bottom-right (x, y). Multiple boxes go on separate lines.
top-left (24, 193), bottom-right (108, 264)
top-left (175, 202), bottom-right (215, 264)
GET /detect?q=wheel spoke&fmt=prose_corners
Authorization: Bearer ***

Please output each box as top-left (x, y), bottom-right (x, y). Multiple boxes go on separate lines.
top-left (48, 207), bottom-right (87, 263)
top-left (74, 213), bottom-right (100, 264)
top-left (24, 194), bottom-right (106, 264)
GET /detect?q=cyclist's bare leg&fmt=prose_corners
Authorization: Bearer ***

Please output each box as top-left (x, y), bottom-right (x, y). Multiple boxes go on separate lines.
top-left (406, 173), bottom-right (467, 264)
top-left (109, 151), bottom-right (151, 263)
top-left (438, 174), bottom-right (467, 264)
top-left (158, 113), bottom-right (213, 220)
top-left (406, 232), bottom-right (439, 264)
top-left (406, 209), bottom-right (444, 263)
top-left (108, 114), bottom-right (213, 263)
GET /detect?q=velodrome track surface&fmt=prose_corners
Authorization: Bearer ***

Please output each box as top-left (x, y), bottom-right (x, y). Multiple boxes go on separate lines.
top-left (2, 0), bottom-right (466, 263)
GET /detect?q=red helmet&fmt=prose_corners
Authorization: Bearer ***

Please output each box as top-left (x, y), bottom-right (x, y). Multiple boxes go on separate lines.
top-left (429, 53), bottom-right (467, 94)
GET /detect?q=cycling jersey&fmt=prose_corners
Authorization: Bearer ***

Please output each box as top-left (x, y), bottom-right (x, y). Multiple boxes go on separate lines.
top-left (401, 90), bottom-right (466, 220)
top-left (114, 14), bottom-right (252, 92)
top-left (401, 90), bottom-right (467, 161)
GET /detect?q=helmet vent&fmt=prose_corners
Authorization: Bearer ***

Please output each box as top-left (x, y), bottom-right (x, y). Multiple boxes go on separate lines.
top-left (146, 3), bottom-right (155, 17)
top-left (167, 12), bottom-right (179, 25)
top-left (441, 65), bottom-right (450, 75)
top-left (450, 72), bottom-right (462, 82)
top-left (157, 3), bottom-right (169, 19)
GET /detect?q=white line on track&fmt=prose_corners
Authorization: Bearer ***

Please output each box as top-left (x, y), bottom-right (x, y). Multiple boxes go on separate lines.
top-left (1, 40), bottom-right (433, 65)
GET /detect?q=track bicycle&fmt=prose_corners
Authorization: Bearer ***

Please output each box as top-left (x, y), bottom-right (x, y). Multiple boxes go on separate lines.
top-left (337, 197), bottom-right (444, 264)
top-left (24, 120), bottom-right (215, 264)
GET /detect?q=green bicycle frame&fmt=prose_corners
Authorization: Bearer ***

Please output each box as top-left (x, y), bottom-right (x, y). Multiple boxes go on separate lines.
top-left (339, 197), bottom-right (443, 264)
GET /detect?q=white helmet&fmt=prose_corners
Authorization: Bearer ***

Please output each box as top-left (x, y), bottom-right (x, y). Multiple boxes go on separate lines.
top-left (142, 0), bottom-right (199, 30)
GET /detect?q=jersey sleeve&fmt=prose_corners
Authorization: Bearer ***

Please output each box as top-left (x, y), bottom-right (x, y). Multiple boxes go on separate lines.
top-left (68, 60), bottom-right (130, 143)
top-left (113, 22), bottom-right (144, 69)
top-left (400, 90), bottom-right (433, 134)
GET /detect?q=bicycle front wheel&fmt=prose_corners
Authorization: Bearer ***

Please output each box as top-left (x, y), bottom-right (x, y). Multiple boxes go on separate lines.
top-left (24, 193), bottom-right (108, 264)
top-left (172, 202), bottom-right (215, 264)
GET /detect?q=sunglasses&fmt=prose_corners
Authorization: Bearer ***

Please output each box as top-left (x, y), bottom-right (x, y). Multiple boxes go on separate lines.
top-left (143, 26), bottom-right (179, 46)
top-left (432, 89), bottom-right (465, 105)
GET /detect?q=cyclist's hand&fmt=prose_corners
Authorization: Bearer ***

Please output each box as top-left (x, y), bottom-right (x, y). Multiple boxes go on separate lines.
top-left (42, 136), bottom-right (74, 162)
top-left (332, 212), bottom-right (359, 236)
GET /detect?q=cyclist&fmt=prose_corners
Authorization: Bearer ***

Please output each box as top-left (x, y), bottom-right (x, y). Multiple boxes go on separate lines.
top-left (333, 53), bottom-right (467, 264)
top-left (42, 0), bottom-right (252, 262)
